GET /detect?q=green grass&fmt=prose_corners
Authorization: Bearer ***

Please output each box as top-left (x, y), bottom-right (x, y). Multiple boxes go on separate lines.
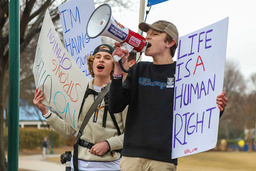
top-left (178, 151), bottom-right (256, 171)
top-left (22, 147), bottom-right (256, 171)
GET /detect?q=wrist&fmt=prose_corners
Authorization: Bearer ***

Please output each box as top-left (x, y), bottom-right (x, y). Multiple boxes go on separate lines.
top-left (105, 140), bottom-right (111, 151)
top-left (42, 108), bottom-right (49, 115)
top-left (113, 73), bottom-right (123, 79)
top-left (42, 110), bottom-right (51, 119)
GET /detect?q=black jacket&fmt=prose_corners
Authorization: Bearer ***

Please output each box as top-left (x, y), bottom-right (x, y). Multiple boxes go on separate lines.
top-left (110, 61), bottom-right (178, 165)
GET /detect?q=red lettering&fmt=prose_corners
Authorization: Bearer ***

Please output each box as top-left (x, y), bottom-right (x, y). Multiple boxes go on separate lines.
top-left (52, 59), bottom-right (81, 102)
top-left (193, 55), bottom-right (205, 75)
top-left (52, 59), bottom-right (57, 71)
top-left (184, 147), bottom-right (198, 154)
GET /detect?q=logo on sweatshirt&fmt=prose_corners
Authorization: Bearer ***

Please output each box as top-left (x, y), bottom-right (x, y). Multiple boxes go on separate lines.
top-left (166, 77), bottom-right (174, 88)
top-left (139, 77), bottom-right (167, 89)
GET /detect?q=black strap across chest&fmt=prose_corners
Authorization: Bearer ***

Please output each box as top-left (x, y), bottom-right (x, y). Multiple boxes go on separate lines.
top-left (73, 83), bottom-right (121, 171)
top-left (78, 84), bottom-right (121, 135)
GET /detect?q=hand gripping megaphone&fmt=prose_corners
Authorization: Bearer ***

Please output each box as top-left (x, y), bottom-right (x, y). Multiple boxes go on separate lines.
top-left (86, 4), bottom-right (148, 62)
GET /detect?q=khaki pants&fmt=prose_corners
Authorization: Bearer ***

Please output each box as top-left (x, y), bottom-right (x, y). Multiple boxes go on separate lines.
top-left (120, 156), bottom-right (176, 171)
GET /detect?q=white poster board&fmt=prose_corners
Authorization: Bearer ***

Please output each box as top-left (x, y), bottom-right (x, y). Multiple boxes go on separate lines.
top-left (33, 9), bottom-right (89, 129)
top-left (58, 0), bottom-right (101, 79)
top-left (172, 18), bottom-right (229, 159)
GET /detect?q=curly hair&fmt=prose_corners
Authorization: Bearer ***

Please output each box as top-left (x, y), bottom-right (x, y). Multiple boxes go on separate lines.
top-left (87, 45), bottom-right (114, 78)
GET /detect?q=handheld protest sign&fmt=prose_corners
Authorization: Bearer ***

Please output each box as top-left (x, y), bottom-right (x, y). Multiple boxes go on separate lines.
top-left (33, 9), bottom-right (89, 129)
top-left (58, 0), bottom-right (101, 79)
top-left (172, 18), bottom-right (229, 159)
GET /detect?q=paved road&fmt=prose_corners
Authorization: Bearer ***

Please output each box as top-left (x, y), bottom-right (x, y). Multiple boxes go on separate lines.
top-left (19, 154), bottom-right (66, 171)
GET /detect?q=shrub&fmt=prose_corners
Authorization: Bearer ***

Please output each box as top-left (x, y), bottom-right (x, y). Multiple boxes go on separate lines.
top-left (4, 127), bottom-right (66, 150)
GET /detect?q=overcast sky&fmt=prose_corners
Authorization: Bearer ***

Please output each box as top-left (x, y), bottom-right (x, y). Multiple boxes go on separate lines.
top-left (112, 0), bottom-right (256, 82)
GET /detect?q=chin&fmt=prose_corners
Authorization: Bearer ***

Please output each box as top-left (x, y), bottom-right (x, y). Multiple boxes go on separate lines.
top-left (145, 52), bottom-right (153, 57)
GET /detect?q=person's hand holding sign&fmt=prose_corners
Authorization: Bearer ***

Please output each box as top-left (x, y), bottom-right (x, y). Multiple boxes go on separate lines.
top-left (33, 88), bottom-right (49, 115)
top-left (216, 91), bottom-right (228, 111)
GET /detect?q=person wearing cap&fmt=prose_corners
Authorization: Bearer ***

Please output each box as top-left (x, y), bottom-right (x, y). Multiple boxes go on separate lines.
top-left (33, 44), bottom-right (126, 171)
top-left (109, 20), bottom-right (228, 171)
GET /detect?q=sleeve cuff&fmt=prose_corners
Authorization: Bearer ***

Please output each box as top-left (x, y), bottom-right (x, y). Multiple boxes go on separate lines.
top-left (43, 110), bottom-right (52, 119)
top-left (105, 140), bottom-right (111, 151)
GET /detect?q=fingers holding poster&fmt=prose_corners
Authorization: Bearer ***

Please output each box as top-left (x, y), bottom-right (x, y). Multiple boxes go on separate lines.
top-left (172, 18), bottom-right (229, 159)
top-left (33, 9), bottom-right (88, 129)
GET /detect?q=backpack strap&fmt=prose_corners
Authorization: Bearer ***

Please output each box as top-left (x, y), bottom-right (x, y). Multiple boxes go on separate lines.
top-left (103, 93), bottom-right (121, 135)
top-left (73, 83), bottom-right (110, 171)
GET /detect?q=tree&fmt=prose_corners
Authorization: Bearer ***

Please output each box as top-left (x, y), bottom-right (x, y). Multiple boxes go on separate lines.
top-left (0, 0), bottom-right (132, 170)
top-left (19, 0), bottom-right (134, 119)
top-left (0, 1), bottom-right (63, 169)
top-left (243, 91), bottom-right (256, 151)
top-left (219, 60), bottom-right (247, 139)
top-left (250, 73), bottom-right (256, 89)
top-left (243, 73), bottom-right (256, 151)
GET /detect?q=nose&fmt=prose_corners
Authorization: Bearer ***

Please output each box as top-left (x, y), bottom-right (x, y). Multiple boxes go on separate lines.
top-left (145, 34), bottom-right (151, 40)
top-left (99, 56), bottom-right (105, 62)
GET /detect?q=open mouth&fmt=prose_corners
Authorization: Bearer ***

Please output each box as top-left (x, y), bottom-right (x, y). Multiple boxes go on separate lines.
top-left (97, 64), bottom-right (105, 69)
top-left (147, 43), bottom-right (152, 48)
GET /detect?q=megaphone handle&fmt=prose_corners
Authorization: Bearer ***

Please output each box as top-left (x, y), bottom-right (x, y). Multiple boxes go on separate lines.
top-left (113, 55), bottom-right (122, 62)
top-left (113, 43), bottom-right (134, 73)
top-left (113, 43), bottom-right (134, 62)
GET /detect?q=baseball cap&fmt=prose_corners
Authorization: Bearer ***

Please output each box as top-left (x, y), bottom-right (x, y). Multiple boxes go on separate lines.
top-left (93, 44), bottom-right (115, 55)
top-left (139, 20), bottom-right (179, 46)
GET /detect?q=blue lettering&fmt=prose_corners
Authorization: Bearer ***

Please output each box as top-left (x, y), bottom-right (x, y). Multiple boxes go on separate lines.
top-left (177, 39), bottom-right (187, 59)
top-left (173, 113), bottom-right (185, 148)
top-left (174, 74), bottom-right (216, 110)
top-left (188, 33), bottom-right (197, 56)
top-left (205, 29), bottom-right (213, 49)
top-left (173, 107), bottom-right (217, 148)
top-left (60, 9), bottom-right (70, 33)
top-left (70, 7), bottom-right (81, 28)
top-left (198, 31), bottom-right (205, 52)
top-left (54, 91), bottom-right (76, 128)
top-left (184, 58), bottom-right (192, 78)
top-left (176, 62), bottom-right (183, 82)
top-left (138, 77), bottom-right (167, 89)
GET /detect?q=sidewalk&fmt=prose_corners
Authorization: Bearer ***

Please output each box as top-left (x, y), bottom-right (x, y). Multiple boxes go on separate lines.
top-left (19, 154), bottom-right (66, 171)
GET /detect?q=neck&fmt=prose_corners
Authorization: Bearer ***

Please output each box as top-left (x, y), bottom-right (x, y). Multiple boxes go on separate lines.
top-left (151, 48), bottom-right (174, 65)
top-left (153, 54), bottom-right (174, 65)
top-left (93, 76), bottom-right (111, 87)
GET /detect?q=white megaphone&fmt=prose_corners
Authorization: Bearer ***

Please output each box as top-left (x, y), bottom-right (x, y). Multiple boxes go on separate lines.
top-left (86, 4), bottom-right (148, 62)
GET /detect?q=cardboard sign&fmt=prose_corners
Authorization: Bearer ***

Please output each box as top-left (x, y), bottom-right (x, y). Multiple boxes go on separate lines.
top-left (33, 9), bottom-right (89, 129)
top-left (58, 0), bottom-right (101, 79)
top-left (172, 18), bottom-right (229, 158)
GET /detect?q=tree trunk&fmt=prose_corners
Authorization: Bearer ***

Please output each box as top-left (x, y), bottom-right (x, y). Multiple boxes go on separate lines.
top-left (0, 68), bottom-right (7, 171)
top-left (247, 128), bottom-right (253, 152)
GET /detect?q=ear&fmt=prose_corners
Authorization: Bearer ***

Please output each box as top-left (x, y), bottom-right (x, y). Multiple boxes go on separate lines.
top-left (166, 39), bottom-right (176, 48)
top-left (129, 60), bottom-right (136, 67)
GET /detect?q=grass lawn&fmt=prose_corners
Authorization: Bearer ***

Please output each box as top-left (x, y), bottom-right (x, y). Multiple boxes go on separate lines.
top-left (21, 147), bottom-right (256, 171)
top-left (178, 151), bottom-right (256, 171)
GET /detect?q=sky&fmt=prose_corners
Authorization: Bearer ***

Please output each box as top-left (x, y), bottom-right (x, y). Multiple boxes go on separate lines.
top-left (111, 0), bottom-right (256, 82)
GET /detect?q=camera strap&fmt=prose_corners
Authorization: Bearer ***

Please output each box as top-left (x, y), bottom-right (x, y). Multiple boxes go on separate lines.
top-left (73, 83), bottom-right (110, 171)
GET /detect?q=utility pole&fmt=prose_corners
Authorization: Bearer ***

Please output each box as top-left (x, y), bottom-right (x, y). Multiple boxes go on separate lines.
top-left (137, 0), bottom-right (146, 61)
top-left (8, 0), bottom-right (20, 171)
top-left (138, 0), bottom-right (146, 33)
